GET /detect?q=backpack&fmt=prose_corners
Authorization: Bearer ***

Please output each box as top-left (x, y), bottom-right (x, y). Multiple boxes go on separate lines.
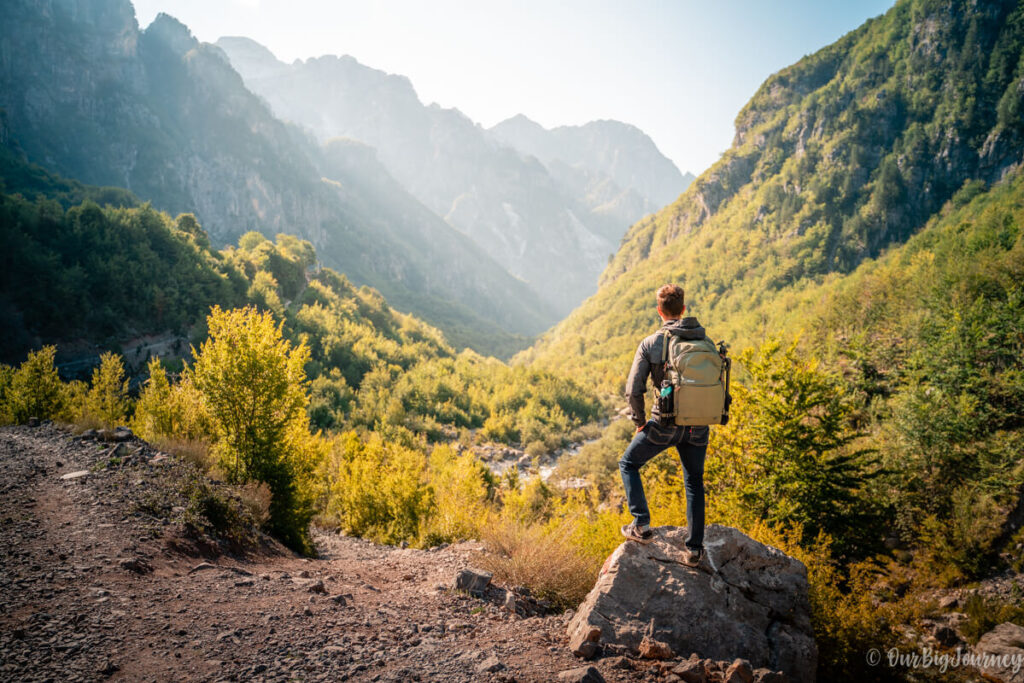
top-left (657, 330), bottom-right (731, 426)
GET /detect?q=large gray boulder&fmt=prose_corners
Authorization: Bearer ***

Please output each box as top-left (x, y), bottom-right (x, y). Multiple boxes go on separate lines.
top-left (975, 622), bottom-right (1024, 683)
top-left (567, 524), bottom-right (817, 683)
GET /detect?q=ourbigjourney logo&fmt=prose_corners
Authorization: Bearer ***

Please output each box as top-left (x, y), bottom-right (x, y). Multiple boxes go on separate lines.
top-left (865, 646), bottom-right (1024, 675)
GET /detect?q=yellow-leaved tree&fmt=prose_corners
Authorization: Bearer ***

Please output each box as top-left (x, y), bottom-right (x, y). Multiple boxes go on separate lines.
top-left (189, 306), bottom-right (317, 552)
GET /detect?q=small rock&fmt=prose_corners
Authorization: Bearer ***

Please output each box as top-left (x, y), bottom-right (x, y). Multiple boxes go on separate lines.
top-left (673, 658), bottom-right (707, 683)
top-left (303, 605), bottom-right (313, 617)
top-left (453, 568), bottom-right (492, 597)
top-left (234, 578), bottom-right (255, 587)
top-left (188, 562), bottom-right (218, 574)
top-left (60, 470), bottom-right (90, 480)
top-left (724, 658), bottom-right (754, 683)
top-left (80, 429), bottom-right (98, 440)
top-left (638, 635), bottom-right (674, 660)
top-left (112, 426), bottom-right (133, 442)
top-left (27, 417), bottom-right (39, 427)
top-left (503, 592), bottom-right (517, 613)
top-left (118, 557), bottom-right (152, 574)
top-left (937, 594), bottom-right (959, 610)
top-left (308, 579), bottom-right (327, 594)
top-left (602, 656), bottom-right (632, 670)
top-left (574, 641), bottom-right (600, 660)
top-left (329, 594), bottom-right (349, 606)
top-left (475, 655), bottom-right (505, 673)
top-left (558, 665), bottom-right (605, 683)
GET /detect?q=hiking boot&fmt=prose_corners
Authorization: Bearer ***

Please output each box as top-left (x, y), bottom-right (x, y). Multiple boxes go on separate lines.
top-left (682, 546), bottom-right (704, 567)
top-left (620, 522), bottom-right (653, 544)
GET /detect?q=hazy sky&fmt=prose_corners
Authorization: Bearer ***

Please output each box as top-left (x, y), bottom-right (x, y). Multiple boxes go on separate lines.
top-left (132, 0), bottom-right (895, 176)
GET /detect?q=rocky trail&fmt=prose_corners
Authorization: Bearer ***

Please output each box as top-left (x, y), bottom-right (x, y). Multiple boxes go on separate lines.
top-left (0, 423), bottom-right (635, 683)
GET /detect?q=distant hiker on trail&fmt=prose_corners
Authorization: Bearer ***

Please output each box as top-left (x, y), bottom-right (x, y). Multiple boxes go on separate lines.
top-left (618, 284), bottom-right (730, 566)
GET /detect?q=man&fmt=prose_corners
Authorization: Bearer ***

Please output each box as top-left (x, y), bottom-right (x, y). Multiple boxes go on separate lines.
top-left (619, 284), bottom-right (712, 566)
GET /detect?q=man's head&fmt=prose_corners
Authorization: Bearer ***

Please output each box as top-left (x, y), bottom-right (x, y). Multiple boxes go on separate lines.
top-left (656, 284), bottom-right (685, 320)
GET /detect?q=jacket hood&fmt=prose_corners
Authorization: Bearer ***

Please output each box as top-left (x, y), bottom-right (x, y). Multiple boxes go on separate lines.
top-left (662, 316), bottom-right (706, 340)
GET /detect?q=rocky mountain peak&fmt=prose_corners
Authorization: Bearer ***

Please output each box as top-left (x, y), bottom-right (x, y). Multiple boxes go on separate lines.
top-left (215, 35), bottom-right (281, 71)
top-left (144, 13), bottom-right (197, 57)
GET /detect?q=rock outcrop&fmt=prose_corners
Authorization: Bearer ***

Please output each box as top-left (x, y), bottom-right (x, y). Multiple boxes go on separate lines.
top-left (567, 525), bottom-right (817, 683)
top-left (975, 622), bottom-right (1024, 683)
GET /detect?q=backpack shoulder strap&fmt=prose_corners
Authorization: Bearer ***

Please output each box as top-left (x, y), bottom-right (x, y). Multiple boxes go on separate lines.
top-left (661, 330), bottom-right (671, 365)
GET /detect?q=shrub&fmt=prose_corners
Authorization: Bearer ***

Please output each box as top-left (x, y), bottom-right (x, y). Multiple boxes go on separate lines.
top-left (132, 358), bottom-right (175, 440)
top-left (7, 346), bottom-right (66, 422)
top-left (188, 306), bottom-right (317, 553)
top-left (181, 476), bottom-right (258, 548)
top-left (0, 364), bottom-right (13, 424)
top-left (236, 481), bottom-right (273, 527)
top-left (960, 593), bottom-right (1024, 644)
top-left (323, 431), bottom-right (432, 546)
top-left (76, 351), bottom-right (130, 428)
top-left (420, 444), bottom-right (495, 545)
top-left (479, 518), bottom-right (596, 610)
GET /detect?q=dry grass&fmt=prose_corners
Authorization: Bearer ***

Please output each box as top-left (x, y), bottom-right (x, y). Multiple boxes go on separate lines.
top-left (479, 518), bottom-right (598, 610)
top-left (150, 435), bottom-right (215, 474)
top-left (236, 481), bottom-right (272, 527)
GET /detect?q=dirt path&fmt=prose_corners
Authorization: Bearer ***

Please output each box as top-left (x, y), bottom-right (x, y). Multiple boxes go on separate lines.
top-left (0, 425), bottom-right (642, 682)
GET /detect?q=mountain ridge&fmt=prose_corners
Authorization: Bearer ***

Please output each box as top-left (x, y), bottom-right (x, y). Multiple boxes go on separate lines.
top-left (0, 0), bottom-right (561, 356)
top-left (522, 0), bottom-right (1024, 387)
top-left (215, 36), bottom-right (690, 314)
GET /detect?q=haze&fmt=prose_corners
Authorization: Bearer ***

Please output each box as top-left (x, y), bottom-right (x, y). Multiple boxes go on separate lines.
top-left (131, 0), bottom-right (895, 176)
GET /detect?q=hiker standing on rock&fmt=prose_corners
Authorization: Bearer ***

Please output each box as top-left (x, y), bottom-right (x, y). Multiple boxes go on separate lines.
top-left (619, 284), bottom-right (730, 566)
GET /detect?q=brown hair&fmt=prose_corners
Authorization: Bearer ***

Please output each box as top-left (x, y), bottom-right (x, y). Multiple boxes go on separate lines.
top-left (656, 284), bottom-right (685, 317)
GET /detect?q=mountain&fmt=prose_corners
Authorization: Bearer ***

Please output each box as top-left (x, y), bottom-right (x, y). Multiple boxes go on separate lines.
top-left (488, 114), bottom-right (694, 241)
top-left (215, 37), bottom-right (689, 314)
top-left (0, 0), bottom-right (555, 355)
top-left (521, 0), bottom-right (1024, 388)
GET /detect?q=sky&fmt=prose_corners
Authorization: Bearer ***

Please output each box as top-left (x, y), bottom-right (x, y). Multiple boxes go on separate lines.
top-left (131, 0), bottom-right (896, 176)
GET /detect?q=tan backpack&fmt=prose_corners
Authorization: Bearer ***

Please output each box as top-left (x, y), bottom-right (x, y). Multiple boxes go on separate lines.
top-left (657, 330), bottom-right (731, 426)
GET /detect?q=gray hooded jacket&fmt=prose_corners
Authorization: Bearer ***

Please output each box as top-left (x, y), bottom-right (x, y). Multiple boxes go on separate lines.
top-left (625, 316), bottom-right (712, 428)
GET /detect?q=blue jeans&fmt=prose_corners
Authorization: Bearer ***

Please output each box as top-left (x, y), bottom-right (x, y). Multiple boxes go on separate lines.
top-left (619, 420), bottom-right (708, 550)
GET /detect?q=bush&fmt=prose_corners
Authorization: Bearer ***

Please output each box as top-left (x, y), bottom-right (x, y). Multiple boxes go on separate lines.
top-left (960, 593), bottom-right (1024, 644)
top-left (189, 306), bottom-right (317, 553)
top-left (479, 518), bottom-right (596, 609)
top-left (323, 431), bottom-right (433, 545)
top-left (420, 444), bottom-right (495, 545)
top-left (6, 346), bottom-right (66, 422)
top-left (0, 364), bottom-right (13, 424)
top-left (132, 358), bottom-right (175, 440)
top-left (76, 351), bottom-right (130, 428)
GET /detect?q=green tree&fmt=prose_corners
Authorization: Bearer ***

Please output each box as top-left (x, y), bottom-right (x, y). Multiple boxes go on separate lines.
top-left (132, 357), bottom-right (175, 440)
top-left (709, 340), bottom-right (880, 556)
top-left (189, 306), bottom-right (315, 551)
top-left (82, 352), bottom-right (130, 427)
top-left (8, 346), bottom-right (66, 423)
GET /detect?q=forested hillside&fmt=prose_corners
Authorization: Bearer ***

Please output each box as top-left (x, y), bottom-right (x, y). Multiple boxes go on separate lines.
top-left (0, 179), bottom-right (599, 455)
top-left (0, 0), bottom-right (554, 354)
top-left (522, 0), bottom-right (1024, 387)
